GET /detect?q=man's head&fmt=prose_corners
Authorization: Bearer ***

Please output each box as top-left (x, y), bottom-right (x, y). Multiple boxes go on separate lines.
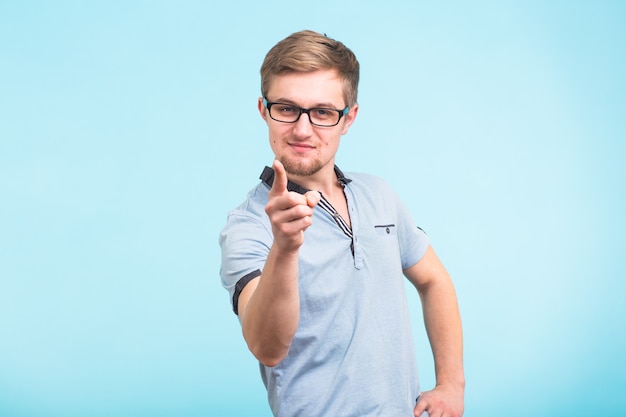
top-left (260, 30), bottom-right (360, 107)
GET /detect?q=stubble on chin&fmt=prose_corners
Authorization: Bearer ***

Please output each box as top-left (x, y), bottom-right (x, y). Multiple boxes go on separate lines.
top-left (279, 158), bottom-right (322, 177)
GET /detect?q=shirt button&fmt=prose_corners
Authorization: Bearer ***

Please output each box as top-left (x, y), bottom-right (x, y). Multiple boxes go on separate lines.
top-left (386, 227), bottom-right (390, 234)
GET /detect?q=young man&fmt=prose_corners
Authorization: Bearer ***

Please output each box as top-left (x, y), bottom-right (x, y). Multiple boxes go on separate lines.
top-left (220, 30), bottom-right (464, 417)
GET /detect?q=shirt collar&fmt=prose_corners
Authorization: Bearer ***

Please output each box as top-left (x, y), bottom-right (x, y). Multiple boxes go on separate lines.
top-left (260, 165), bottom-right (352, 194)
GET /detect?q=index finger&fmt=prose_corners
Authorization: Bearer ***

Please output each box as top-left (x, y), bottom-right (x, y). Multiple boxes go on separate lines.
top-left (270, 159), bottom-right (288, 196)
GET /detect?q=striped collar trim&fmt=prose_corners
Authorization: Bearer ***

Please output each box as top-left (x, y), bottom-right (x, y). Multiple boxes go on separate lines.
top-left (260, 165), bottom-right (352, 193)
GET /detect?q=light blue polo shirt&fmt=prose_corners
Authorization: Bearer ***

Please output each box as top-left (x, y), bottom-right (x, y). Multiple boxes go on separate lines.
top-left (220, 166), bottom-right (430, 417)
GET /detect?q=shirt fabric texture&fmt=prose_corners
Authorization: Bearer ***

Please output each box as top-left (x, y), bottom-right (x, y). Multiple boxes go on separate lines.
top-left (219, 166), bottom-right (431, 417)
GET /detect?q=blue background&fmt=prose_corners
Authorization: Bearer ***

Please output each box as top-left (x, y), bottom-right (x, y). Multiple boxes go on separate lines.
top-left (1, 1), bottom-right (624, 416)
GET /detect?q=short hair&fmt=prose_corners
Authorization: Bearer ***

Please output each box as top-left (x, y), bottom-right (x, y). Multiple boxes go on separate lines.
top-left (260, 30), bottom-right (360, 107)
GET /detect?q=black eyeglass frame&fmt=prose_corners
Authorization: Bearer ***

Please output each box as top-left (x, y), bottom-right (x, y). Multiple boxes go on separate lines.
top-left (263, 97), bottom-right (350, 127)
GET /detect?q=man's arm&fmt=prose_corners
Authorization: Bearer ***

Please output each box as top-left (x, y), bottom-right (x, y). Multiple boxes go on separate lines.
top-left (404, 245), bottom-right (465, 417)
top-left (237, 160), bottom-right (320, 367)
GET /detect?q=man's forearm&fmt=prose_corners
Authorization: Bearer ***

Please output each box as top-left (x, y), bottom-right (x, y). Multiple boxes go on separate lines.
top-left (421, 277), bottom-right (465, 388)
top-left (240, 246), bottom-right (300, 367)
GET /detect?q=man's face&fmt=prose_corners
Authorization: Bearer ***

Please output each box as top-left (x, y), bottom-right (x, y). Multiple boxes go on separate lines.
top-left (258, 69), bottom-right (358, 179)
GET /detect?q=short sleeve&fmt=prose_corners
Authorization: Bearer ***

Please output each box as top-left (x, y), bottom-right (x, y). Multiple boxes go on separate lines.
top-left (219, 209), bottom-right (273, 314)
top-left (393, 191), bottom-right (430, 270)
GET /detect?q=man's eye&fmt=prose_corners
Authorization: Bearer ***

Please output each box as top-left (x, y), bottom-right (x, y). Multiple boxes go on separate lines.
top-left (313, 109), bottom-right (337, 120)
top-left (278, 106), bottom-right (297, 114)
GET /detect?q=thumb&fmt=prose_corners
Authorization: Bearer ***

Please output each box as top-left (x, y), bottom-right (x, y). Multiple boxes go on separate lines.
top-left (270, 159), bottom-right (288, 196)
top-left (305, 191), bottom-right (321, 208)
top-left (414, 395), bottom-right (428, 417)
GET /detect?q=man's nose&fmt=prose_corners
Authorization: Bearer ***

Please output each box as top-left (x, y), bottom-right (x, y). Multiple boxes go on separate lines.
top-left (293, 111), bottom-right (314, 135)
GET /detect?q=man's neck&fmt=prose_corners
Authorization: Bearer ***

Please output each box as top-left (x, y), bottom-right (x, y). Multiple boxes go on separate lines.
top-left (288, 166), bottom-right (342, 197)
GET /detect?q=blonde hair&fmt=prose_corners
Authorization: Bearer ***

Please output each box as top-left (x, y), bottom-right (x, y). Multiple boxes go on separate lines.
top-left (260, 30), bottom-right (360, 107)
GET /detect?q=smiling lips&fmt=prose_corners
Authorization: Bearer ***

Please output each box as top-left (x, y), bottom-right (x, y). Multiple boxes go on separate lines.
top-left (289, 142), bottom-right (315, 153)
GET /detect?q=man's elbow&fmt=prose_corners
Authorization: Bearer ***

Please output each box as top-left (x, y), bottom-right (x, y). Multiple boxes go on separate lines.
top-left (244, 333), bottom-right (290, 367)
top-left (249, 344), bottom-right (288, 367)
top-left (240, 312), bottom-right (295, 367)
top-left (257, 355), bottom-right (284, 368)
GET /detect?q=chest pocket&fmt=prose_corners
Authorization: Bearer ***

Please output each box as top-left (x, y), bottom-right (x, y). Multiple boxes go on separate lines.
top-left (374, 224), bottom-right (397, 236)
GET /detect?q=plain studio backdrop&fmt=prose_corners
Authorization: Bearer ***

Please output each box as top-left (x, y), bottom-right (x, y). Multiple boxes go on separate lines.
top-left (1, 1), bottom-right (624, 416)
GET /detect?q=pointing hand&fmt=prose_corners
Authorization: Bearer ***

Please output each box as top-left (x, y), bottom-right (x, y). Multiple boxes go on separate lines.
top-left (265, 160), bottom-right (320, 252)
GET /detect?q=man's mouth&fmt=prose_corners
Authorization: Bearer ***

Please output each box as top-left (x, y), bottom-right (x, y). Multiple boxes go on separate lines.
top-left (289, 143), bottom-right (315, 152)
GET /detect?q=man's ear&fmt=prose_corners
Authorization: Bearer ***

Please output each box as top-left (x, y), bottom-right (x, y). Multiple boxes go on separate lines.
top-left (258, 97), bottom-right (268, 122)
top-left (341, 103), bottom-right (359, 135)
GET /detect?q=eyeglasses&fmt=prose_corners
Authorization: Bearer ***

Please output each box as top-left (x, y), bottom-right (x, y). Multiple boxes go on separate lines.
top-left (263, 98), bottom-right (349, 127)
